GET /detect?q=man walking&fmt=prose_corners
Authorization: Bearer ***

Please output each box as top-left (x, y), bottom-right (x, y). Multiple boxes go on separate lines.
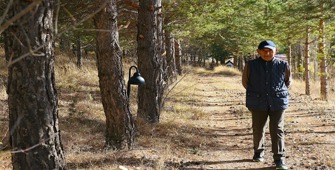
top-left (242, 40), bottom-right (292, 170)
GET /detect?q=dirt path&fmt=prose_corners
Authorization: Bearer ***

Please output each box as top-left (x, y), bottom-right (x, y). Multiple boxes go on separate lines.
top-left (2, 66), bottom-right (334, 170)
top-left (167, 71), bottom-right (335, 170)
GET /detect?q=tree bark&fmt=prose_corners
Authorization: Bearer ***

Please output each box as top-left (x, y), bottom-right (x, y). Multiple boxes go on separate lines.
top-left (318, 2), bottom-right (328, 100)
top-left (76, 35), bottom-right (82, 68)
top-left (137, 0), bottom-right (165, 123)
top-left (233, 55), bottom-right (237, 68)
top-left (287, 43), bottom-right (291, 66)
top-left (175, 40), bottom-right (182, 75)
top-left (202, 49), bottom-right (206, 67)
top-left (94, 0), bottom-right (135, 149)
top-left (304, 27), bottom-right (310, 95)
top-left (59, 35), bottom-right (71, 52)
top-left (165, 30), bottom-right (177, 84)
top-left (297, 44), bottom-right (303, 78)
top-left (238, 54), bottom-right (244, 71)
top-left (4, 0), bottom-right (66, 169)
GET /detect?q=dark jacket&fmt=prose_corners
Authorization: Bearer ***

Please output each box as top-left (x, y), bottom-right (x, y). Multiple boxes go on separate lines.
top-left (242, 57), bottom-right (291, 111)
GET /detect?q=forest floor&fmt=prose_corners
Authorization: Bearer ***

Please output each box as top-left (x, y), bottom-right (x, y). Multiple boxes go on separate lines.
top-left (122, 66), bottom-right (335, 170)
top-left (149, 66), bottom-right (335, 170)
top-left (1, 59), bottom-right (335, 170)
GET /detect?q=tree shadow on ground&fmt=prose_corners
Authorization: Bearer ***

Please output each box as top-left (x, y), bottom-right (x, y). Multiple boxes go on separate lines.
top-left (165, 159), bottom-right (275, 170)
top-left (66, 153), bottom-right (274, 170)
top-left (138, 120), bottom-right (253, 151)
top-left (59, 115), bottom-right (106, 153)
top-left (67, 156), bottom-right (159, 169)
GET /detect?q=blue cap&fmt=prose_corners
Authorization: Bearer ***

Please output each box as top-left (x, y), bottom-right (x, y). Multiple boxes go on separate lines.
top-left (258, 40), bottom-right (276, 51)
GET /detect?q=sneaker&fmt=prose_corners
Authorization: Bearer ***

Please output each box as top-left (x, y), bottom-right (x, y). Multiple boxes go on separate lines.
top-left (252, 152), bottom-right (264, 162)
top-left (275, 160), bottom-right (288, 170)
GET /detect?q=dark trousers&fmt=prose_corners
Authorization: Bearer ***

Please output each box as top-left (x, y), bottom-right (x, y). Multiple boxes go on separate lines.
top-left (250, 109), bottom-right (285, 161)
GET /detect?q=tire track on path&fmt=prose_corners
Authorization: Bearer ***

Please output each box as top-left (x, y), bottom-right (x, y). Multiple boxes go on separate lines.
top-left (179, 74), bottom-right (275, 169)
top-left (178, 72), bottom-right (335, 170)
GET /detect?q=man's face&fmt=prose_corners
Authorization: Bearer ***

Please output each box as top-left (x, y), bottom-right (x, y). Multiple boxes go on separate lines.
top-left (257, 48), bottom-right (276, 61)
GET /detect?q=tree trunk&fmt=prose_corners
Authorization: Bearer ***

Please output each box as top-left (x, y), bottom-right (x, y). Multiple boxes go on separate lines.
top-left (291, 44), bottom-right (297, 74)
top-left (202, 49), bottom-right (206, 67)
top-left (137, 0), bottom-right (164, 123)
top-left (304, 27), bottom-right (310, 95)
top-left (297, 44), bottom-right (303, 78)
top-left (318, 2), bottom-right (328, 100)
top-left (220, 55), bottom-right (225, 65)
top-left (60, 35), bottom-right (71, 52)
top-left (233, 55), bottom-right (237, 68)
top-left (4, 0), bottom-right (66, 169)
top-left (191, 50), bottom-right (196, 65)
top-left (238, 54), bottom-right (244, 71)
top-left (175, 40), bottom-right (182, 75)
top-left (314, 57), bottom-right (318, 81)
top-left (184, 49), bottom-right (188, 64)
top-left (76, 35), bottom-right (82, 68)
top-left (94, 0), bottom-right (135, 149)
top-left (165, 30), bottom-right (177, 84)
top-left (287, 43), bottom-right (291, 66)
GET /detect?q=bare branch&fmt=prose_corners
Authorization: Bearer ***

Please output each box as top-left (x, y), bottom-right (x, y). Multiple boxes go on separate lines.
top-left (124, 0), bottom-right (140, 10)
top-left (0, 115), bottom-right (23, 151)
top-left (9, 132), bottom-right (58, 154)
top-left (62, 7), bottom-right (77, 23)
top-left (73, 28), bottom-right (113, 32)
top-left (9, 31), bottom-right (25, 47)
top-left (161, 71), bottom-right (190, 108)
top-left (0, 0), bottom-right (13, 26)
top-left (54, 0), bottom-right (61, 35)
top-left (0, 0), bottom-right (42, 34)
top-left (7, 45), bottom-right (43, 67)
top-left (56, 0), bottom-right (109, 38)
top-left (6, 0), bottom-right (110, 67)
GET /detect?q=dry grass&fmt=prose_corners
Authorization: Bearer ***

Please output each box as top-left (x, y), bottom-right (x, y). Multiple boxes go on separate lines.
top-left (195, 65), bottom-right (241, 77)
top-left (55, 52), bottom-right (99, 91)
